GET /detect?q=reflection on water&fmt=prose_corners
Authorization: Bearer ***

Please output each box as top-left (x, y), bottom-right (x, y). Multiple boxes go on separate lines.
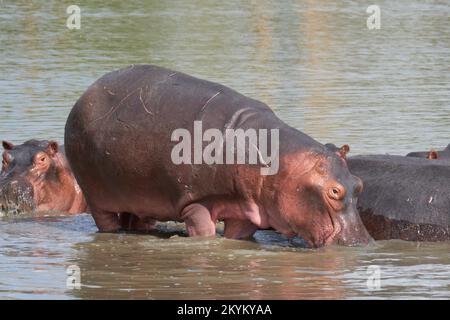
top-left (0, 0), bottom-right (449, 299)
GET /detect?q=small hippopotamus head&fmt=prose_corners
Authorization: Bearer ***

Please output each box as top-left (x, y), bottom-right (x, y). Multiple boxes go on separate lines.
top-left (0, 140), bottom-right (61, 214)
top-left (273, 144), bottom-right (372, 248)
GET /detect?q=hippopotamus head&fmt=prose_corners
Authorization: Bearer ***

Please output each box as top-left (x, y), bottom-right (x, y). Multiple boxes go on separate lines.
top-left (0, 140), bottom-right (61, 214)
top-left (270, 144), bottom-right (371, 248)
top-left (406, 143), bottom-right (450, 160)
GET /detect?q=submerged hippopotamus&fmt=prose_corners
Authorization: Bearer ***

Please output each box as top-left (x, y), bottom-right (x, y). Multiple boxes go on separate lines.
top-left (406, 143), bottom-right (450, 161)
top-left (64, 64), bottom-right (372, 248)
top-left (0, 140), bottom-right (87, 215)
top-left (346, 154), bottom-right (450, 241)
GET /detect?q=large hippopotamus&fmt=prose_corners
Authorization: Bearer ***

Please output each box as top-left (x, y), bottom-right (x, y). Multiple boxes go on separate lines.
top-left (0, 140), bottom-right (87, 215)
top-left (64, 64), bottom-right (372, 248)
top-left (406, 143), bottom-right (450, 161)
top-left (346, 154), bottom-right (450, 241)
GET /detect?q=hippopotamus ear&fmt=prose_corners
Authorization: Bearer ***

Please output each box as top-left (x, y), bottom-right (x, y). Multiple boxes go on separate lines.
top-left (46, 141), bottom-right (59, 156)
top-left (2, 141), bottom-right (14, 150)
top-left (427, 150), bottom-right (438, 159)
top-left (338, 145), bottom-right (350, 159)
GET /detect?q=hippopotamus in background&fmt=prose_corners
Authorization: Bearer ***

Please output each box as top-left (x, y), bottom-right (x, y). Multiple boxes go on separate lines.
top-left (346, 155), bottom-right (450, 241)
top-left (0, 140), bottom-right (87, 215)
top-left (406, 143), bottom-right (450, 161)
top-left (64, 64), bottom-right (372, 248)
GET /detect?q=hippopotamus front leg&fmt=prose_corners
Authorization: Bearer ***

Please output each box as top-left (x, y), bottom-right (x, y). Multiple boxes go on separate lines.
top-left (180, 203), bottom-right (216, 237)
top-left (223, 219), bottom-right (258, 239)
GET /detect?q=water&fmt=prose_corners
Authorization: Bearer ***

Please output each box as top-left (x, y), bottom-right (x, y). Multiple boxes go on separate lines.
top-left (0, 0), bottom-right (449, 299)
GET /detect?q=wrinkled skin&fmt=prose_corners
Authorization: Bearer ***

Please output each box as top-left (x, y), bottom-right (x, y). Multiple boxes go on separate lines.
top-left (0, 140), bottom-right (87, 215)
top-left (347, 155), bottom-right (450, 241)
top-left (406, 143), bottom-right (450, 161)
top-left (65, 64), bottom-right (372, 248)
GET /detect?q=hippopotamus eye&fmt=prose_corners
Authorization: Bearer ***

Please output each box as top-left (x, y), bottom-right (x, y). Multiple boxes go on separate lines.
top-left (33, 152), bottom-right (48, 165)
top-left (328, 184), bottom-right (346, 201)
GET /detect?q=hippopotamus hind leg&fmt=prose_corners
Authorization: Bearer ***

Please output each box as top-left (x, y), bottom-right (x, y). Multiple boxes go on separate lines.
top-left (119, 212), bottom-right (157, 232)
top-left (90, 206), bottom-right (121, 232)
top-left (180, 203), bottom-right (216, 237)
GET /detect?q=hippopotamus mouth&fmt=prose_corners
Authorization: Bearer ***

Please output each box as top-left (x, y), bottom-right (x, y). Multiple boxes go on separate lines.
top-left (300, 195), bottom-right (371, 248)
top-left (305, 213), bottom-right (341, 248)
top-left (291, 193), bottom-right (341, 248)
top-left (0, 179), bottom-right (35, 215)
top-left (323, 211), bottom-right (342, 246)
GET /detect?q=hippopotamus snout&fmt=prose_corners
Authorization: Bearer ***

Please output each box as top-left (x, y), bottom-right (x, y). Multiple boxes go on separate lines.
top-left (0, 177), bottom-right (35, 214)
top-left (332, 200), bottom-right (373, 246)
top-left (328, 175), bottom-right (373, 246)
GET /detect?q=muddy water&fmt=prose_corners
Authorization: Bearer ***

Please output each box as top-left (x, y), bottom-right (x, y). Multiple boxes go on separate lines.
top-left (0, 0), bottom-right (449, 299)
top-left (0, 215), bottom-right (449, 299)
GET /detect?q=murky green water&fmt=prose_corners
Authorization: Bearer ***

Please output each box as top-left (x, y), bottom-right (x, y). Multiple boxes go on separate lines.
top-left (0, 0), bottom-right (449, 299)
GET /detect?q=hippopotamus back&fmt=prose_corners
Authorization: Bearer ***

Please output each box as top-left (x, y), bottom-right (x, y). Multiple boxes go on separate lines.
top-left (65, 65), bottom-right (314, 216)
top-left (347, 155), bottom-right (450, 241)
top-left (406, 143), bottom-right (450, 161)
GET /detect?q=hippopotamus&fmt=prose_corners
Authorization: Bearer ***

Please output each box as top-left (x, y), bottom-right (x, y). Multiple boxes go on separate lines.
top-left (64, 64), bottom-right (372, 248)
top-left (406, 143), bottom-right (450, 161)
top-left (346, 154), bottom-right (450, 241)
top-left (0, 140), bottom-right (87, 215)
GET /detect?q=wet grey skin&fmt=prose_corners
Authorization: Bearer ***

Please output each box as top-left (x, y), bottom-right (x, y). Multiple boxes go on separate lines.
top-left (347, 155), bottom-right (450, 241)
top-left (406, 143), bottom-right (450, 161)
